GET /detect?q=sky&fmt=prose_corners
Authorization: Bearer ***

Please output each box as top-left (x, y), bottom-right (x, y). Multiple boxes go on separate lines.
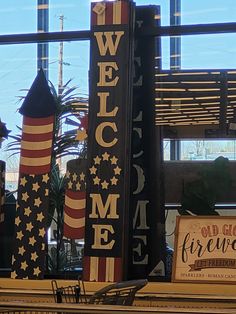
top-left (0, 0), bottom-right (236, 168)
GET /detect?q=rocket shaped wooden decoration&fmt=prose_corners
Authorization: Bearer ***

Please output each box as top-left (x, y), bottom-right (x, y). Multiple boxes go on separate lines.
top-left (64, 158), bottom-right (87, 240)
top-left (11, 69), bottom-right (57, 279)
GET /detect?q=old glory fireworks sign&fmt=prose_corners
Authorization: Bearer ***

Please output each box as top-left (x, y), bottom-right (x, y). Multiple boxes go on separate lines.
top-left (172, 216), bottom-right (236, 284)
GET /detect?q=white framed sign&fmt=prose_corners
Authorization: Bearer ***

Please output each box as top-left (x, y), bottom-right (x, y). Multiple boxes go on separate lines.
top-left (172, 216), bottom-right (236, 284)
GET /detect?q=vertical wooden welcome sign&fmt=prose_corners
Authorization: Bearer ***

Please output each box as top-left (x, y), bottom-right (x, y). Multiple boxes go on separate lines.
top-left (83, 0), bottom-right (135, 282)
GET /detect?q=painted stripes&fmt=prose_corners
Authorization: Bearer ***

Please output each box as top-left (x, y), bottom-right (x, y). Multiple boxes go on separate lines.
top-left (63, 188), bottom-right (86, 239)
top-left (91, 1), bottom-right (129, 26)
top-left (19, 115), bottom-right (54, 174)
top-left (83, 256), bottom-right (122, 282)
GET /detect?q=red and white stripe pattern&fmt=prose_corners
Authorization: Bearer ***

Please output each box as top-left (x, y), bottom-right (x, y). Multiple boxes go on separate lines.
top-left (19, 116), bottom-right (54, 175)
top-left (83, 256), bottom-right (123, 282)
top-left (91, 1), bottom-right (129, 26)
top-left (64, 190), bottom-right (86, 239)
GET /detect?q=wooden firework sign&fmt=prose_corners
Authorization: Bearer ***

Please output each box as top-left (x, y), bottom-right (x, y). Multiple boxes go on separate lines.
top-left (129, 5), bottom-right (165, 279)
top-left (83, 0), bottom-right (135, 282)
top-left (11, 69), bottom-right (57, 279)
top-left (64, 158), bottom-right (87, 240)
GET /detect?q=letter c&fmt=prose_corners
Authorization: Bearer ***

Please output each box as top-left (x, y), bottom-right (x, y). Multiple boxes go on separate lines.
top-left (95, 122), bottom-right (118, 147)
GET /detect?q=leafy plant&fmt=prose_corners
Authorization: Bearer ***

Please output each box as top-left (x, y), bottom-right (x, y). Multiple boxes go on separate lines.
top-left (180, 156), bottom-right (233, 216)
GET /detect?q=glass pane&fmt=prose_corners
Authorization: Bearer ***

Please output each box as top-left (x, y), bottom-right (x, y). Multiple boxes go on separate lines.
top-left (0, 1), bottom-right (36, 34)
top-left (182, 34), bottom-right (236, 69)
top-left (49, 1), bottom-right (90, 31)
top-left (161, 33), bottom-right (236, 70)
top-left (180, 140), bottom-right (236, 160)
top-left (182, 0), bottom-right (236, 25)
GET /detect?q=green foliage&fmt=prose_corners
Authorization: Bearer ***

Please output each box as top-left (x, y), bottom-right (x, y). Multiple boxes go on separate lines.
top-left (180, 156), bottom-right (233, 215)
top-left (47, 247), bottom-right (67, 273)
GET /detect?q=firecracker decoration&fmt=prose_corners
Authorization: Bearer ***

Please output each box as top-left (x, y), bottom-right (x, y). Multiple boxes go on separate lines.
top-left (63, 113), bottom-right (88, 240)
top-left (63, 158), bottom-right (87, 239)
top-left (11, 69), bottom-right (57, 279)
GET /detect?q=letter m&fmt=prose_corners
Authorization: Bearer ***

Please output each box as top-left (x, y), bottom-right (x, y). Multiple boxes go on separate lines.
top-left (94, 31), bottom-right (124, 56)
top-left (89, 194), bottom-right (120, 219)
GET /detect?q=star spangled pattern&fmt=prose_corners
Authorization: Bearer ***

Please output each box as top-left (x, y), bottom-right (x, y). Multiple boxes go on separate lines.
top-left (11, 173), bottom-right (49, 279)
top-left (64, 159), bottom-right (86, 239)
top-left (11, 69), bottom-right (56, 279)
top-left (0, 161), bottom-right (5, 223)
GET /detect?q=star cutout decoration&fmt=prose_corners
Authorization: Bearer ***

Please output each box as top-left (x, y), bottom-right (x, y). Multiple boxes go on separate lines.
top-left (72, 173), bottom-right (77, 181)
top-left (111, 156), bottom-right (118, 165)
top-left (114, 166), bottom-right (122, 175)
top-left (22, 192), bottom-right (29, 202)
top-left (21, 261), bottom-right (28, 271)
top-left (37, 212), bottom-right (44, 222)
top-left (76, 182), bottom-right (81, 190)
top-left (39, 228), bottom-right (45, 237)
top-left (31, 252), bottom-right (38, 262)
top-left (20, 177), bottom-right (27, 187)
top-left (93, 176), bottom-right (101, 185)
top-left (34, 197), bottom-right (42, 207)
top-left (102, 152), bottom-right (110, 161)
top-left (101, 180), bottom-right (109, 189)
top-left (42, 174), bottom-right (49, 183)
top-left (26, 222), bottom-right (33, 232)
top-left (17, 231), bottom-right (24, 241)
top-left (89, 166), bottom-right (97, 175)
top-left (32, 182), bottom-right (40, 192)
top-left (110, 176), bottom-right (118, 185)
top-left (24, 207), bottom-right (31, 217)
top-left (29, 236), bottom-right (36, 246)
top-left (15, 216), bottom-right (21, 226)
top-left (90, 153), bottom-right (121, 188)
top-left (68, 181), bottom-right (73, 189)
top-left (19, 246), bottom-right (25, 256)
top-left (94, 156), bottom-right (101, 165)
top-left (80, 172), bottom-right (85, 181)
top-left (33, 267), bottom-right (41, 276)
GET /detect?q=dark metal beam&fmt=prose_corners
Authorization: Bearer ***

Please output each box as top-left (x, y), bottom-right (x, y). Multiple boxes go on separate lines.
top-left (140, 22), bottom-right (236, 37)
top-left (0, 22), bottom-right (236, 45)
top-left (0, 30), bottom-right (91, 45)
